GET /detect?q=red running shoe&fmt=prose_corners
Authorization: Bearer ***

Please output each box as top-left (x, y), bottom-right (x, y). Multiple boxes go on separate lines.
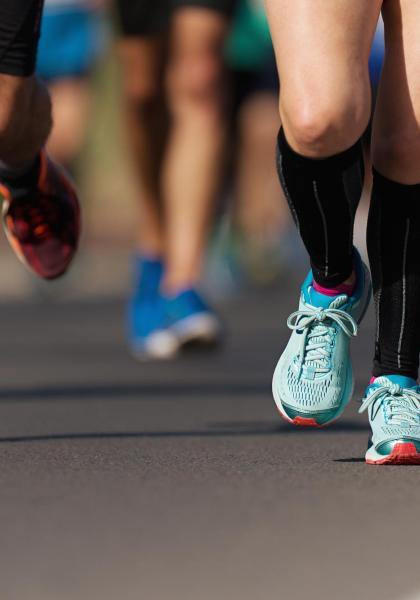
top-left (0, 151), bottom-right (80, 280)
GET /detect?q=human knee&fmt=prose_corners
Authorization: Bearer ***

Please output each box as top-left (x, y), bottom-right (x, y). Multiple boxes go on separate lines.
top-left (280, 95), bottom-right (368, 157)
top-left (122, 71), bottom-right (162, 113)
top-left (0, 75), bottom-right (52, 159)
top-left (167, 51), bottom-right (223, 117)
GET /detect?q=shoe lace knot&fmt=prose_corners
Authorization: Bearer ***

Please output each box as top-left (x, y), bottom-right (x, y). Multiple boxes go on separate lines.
top-left (287, 306), bottom-right (357, 379)
top-left (359, 384), bottom-right (420, 425)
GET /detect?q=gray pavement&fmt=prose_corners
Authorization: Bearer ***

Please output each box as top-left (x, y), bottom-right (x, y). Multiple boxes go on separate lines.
top-left (0, 287), bottom-right (419, 600)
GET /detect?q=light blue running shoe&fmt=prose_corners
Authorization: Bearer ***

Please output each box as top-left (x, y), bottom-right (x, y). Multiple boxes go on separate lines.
top-left (272, 248), bottom-right (371, 427)
top-left (127, 256), bottom-right (178, 360)
top-left (164, 288), bottom-right (222, 349)
top-left (359, 375), bottom-right (420, 465)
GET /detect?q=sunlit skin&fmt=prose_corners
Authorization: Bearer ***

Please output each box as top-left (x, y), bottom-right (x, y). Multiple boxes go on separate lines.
top-left (264, 0), bottom-right (382, 158)
top-left (372, 1), bottom-right (420, 185)
top-left (46, 78), bottom-right (92, 170)
top-left (119, 8), bottom-right (228, 294)
top-left (118, 34), bottom-right (167, 257)
top-left (234, 93), bottom-right (290, 243)
top-left (264, 0), bottom-right (420, 288)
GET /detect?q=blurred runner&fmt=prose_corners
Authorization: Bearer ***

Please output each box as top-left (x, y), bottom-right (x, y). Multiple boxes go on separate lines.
top-left (268, 0), bottom-right (420, 465)
top-left (116, 0), bottom-right (235, 359)
top-left (0, 0), bottom-right (80, 280)
top-left (226, 0), bottom-right (290, 284)
top-left (37, 0), bottom-right (108, 171)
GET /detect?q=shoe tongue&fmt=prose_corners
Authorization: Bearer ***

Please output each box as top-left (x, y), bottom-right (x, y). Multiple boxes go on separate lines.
top-left (308, 286), bottom-right (347, 310)
top-left (373, 374), bottom-right (418, 389)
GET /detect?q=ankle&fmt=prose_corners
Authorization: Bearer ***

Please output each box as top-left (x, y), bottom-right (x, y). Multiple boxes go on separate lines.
top-left (313, 271), bottom-right (356, 297)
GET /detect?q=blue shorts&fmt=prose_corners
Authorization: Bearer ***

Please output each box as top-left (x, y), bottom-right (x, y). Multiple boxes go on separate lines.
top-left (37, 7), bottom-right (107, 81)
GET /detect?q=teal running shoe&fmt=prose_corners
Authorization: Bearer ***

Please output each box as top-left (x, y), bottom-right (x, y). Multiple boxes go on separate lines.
top-left (272, 249), bottom-right (371, 427)
top-left (359, 375), bottom-right (420, 465)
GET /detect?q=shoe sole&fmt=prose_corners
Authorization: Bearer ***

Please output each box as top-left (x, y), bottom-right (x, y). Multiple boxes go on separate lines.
top-left (273, 262), bottom-right (372, 428)
top-left (366, 442), bottom-right (420, 465)
top-left (130, 330), bottom-right (180, 361)
top-left (170, 313), bottom-right (222, 348)
top-left (130, 315), bottom-right (222, 361)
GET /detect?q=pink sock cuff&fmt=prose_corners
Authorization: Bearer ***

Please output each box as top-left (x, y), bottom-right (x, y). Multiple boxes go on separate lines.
top-left (313, 280), bottom-right (355, 297)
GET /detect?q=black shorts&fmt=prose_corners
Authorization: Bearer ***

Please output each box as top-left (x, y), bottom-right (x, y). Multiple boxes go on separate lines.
top-left (0, 0), bottom-right (44, 76)
top-left (116, 0), bottom-right (236, 37)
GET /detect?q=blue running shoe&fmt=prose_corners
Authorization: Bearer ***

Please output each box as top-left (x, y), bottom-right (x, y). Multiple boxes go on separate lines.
top-left (359, 375), bottom-right (420, 465)
top-left (164, 288), bottom-right (222, 349)
top-left (272, 248), bottom-right (371, 427)
top-left (127, 256), bottom-right (178, 360)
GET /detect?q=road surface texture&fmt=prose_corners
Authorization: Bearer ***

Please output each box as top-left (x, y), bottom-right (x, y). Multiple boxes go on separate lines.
top-left (0, 285), bottom-right (419, 600)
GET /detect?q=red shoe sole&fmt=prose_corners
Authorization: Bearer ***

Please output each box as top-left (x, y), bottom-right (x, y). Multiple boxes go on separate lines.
top-left (367, 442), bottom-right (420, 465)
top-left (276, 405), bottom-right (326, 428)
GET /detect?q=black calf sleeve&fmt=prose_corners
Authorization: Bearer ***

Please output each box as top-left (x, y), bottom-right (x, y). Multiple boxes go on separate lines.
top-left (368, 169), bottom-right (420, 379)
top-left (276, 128), bottom-right (365, 287)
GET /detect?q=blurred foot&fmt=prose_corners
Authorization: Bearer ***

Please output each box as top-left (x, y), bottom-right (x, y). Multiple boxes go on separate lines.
top-left (272, 248), bottom-right (371, 427)
top-left (164, 288), bottom-right (222, 349)
top-left (128, 256), bottom-right (178, 360)
top-left (359, 375), bottom-right (420, 465)
top-left (1, 151), bottom-right (80, 279)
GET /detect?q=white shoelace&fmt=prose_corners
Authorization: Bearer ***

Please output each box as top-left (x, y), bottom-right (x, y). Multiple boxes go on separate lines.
top-left (359, 383), bottom-right (420, 425)
top-left (287, 307), bottom-right (357, 378)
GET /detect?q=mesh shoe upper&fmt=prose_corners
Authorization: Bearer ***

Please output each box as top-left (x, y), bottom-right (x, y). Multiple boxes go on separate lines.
top-left (360, 376), bottom-right (420, 453)
top-left (272, 248), bottom-right (371, 425)
top-left (275, 294), bottom-right (357, 418)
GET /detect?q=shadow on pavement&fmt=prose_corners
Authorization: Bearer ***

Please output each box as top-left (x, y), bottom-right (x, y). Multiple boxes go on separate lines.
top-left (0, 419), bottom-right (369, 444)
top-left (0, 382), bottom-right (272, 401)
top-left (334, 458), bottom-right (365, 463)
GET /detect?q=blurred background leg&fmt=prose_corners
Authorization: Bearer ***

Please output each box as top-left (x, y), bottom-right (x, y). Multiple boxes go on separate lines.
top-left (118, 35), bottom-right (167, 258)
top-left (162, 6), bottom-right (229, 294)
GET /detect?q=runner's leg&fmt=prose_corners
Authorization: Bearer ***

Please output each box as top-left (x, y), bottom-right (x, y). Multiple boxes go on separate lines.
top-left (0, 0), bottom-right (51, 167)
top-left (118, 35), bottom-right (167, 257)
top-left (162, 5), bottom-right (230, 292)
top-left (116, 0), bottom-right (170, 258)
top-left (0, 0), bottom-right (80, 279)
top-left (266, 0), bottom-right (382, 288)
top-left (369, 0), bottom-right (420, 379)
top-left (269, 0), bottom-right (381, 428)
top-left (358, 0), bottom-right (420, 466)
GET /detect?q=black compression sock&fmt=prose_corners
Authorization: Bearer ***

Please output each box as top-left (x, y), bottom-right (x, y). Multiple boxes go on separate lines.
top-left (0, 155), bottom-right (40, 199)
top-left (368, 169), bottom-right (420, 379)
top-left (276, 128), bottom-right (365, 287)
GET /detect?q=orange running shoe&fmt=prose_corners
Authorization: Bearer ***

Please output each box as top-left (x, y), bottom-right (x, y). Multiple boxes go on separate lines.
top-left (0, 151), bottom-right (80, 280)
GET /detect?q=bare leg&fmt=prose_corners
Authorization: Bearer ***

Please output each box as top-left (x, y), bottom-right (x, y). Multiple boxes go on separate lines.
top-left (264, 0), bottom-right (382, 289)
top-left (46, 78), bottom-right (91, 170)
top-left (0, 74), bottom-right (52, 167)
top-left (372, 0), bottom-right (420, 183)
top-left (265, 0), bottom-right (382, 156)
top-left (119, 36), bottom-right (167, 256)
top-left (235, 93), bottom-right (288, 243)
top-left (162, 8), bottom-right (228, 292)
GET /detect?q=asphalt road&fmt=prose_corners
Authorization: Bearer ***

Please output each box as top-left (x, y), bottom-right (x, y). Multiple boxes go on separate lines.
top-left (0, 285), bottom-right (419, 600)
